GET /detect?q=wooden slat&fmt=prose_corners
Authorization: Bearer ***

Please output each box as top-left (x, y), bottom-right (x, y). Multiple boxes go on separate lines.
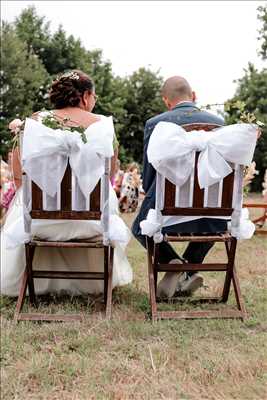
top-left (155, 310), bottom-right (244, 320)
top-left (165, 233), bottom-right (231, 242)
top-left (164, 179), bottom-right (176, 208)
top-left (161, 207), bottom-right (233, 216)
top-left (193, 152), bottom-right (204, 207)
top-left (221, 170), bottom-right (235, 208)
top-left (29, 239), bottom-right (104, 248)
top-left (243, 203), bottom-right (267, 208)
top-left (60, 163), bottom-right (72, 210)
top-left (155, 263), bottom-right (228, 272)
top-left (31, 181), bottom-right (42, 210)
top-left (157, 297), bottom-right (223, 304)
top-left (182, 123), bottom-right (221, 132)
top-left (90, 180), bottom-right (101, 211)
top-left (30, 210), bottom-right (101, 220)
top-left (33, 271), bottom-right (104, 279)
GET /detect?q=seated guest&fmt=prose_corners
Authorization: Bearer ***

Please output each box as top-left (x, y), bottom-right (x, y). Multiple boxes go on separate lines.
top-left (112, 159), bottom-right (124, 198)
top-left (119, 162), bottom-right (141, 213)
top-left (1, 70), bottom-right (133, 296)
top-left (132, 76), bottom-right (226, 298)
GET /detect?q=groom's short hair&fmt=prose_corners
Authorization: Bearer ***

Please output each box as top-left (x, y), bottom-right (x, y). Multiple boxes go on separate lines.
top-left (161, 76), bottom-right (193, 102)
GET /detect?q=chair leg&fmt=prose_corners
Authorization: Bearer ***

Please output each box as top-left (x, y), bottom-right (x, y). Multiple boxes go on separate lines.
top-left (25, 244), bottom-right (37, 307)
top-left (146, 237), bottom-right (157, 322)
top-left (232, 266), bottom-right (247, 320)
top-left (222, 239), bottom-right (236, 303)
top-left (104, 246), bottom-right (109, 305)
top-left (14, 269), bottom-right (28, 322)
top-left (154, 244), bottom-right (159, 293)
top-left (105, 246), bottom-right (114, 320)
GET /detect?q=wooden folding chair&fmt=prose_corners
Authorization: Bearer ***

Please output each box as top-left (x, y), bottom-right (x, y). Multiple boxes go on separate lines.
top-left (147, 123), bottom-right (247, 321)
top-left (14, 159), bottom-right (114, 323)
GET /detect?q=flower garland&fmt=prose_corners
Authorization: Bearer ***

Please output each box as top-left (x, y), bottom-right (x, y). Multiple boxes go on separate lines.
top-left (8, 112), bottom-right (88, 146)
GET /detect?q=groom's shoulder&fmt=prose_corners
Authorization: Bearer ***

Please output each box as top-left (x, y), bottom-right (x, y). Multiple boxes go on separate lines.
top-left (145, 110), bottom-right (173, 129)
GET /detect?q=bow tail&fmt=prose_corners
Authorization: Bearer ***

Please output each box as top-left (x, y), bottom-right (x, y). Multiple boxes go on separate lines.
top-left (70, 150), bottom-right (105, 198)
top-left (198, 147), bottom-right (233, 189)
top-left (152, 153), bottom-right (195, 187)
top-left (23, 155), bottom-right (68, 197)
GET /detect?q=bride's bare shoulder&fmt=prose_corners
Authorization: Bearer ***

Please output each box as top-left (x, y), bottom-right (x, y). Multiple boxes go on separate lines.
top-left (30, 110), bottom-right (51, 122)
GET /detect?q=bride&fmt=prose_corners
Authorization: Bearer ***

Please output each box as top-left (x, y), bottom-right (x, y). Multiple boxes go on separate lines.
top-left (1, 70), bottom-right (133, 296)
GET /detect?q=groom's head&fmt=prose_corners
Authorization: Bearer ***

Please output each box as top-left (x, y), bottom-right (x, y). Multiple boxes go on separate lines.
top-left (161, 76), bottom-right (196, 110)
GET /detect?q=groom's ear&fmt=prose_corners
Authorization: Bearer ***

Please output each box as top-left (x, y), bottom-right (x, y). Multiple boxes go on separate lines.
top-left (192, 91), bottom-right (196, 102)
top-left (162, 96), bottom-right (171, 110)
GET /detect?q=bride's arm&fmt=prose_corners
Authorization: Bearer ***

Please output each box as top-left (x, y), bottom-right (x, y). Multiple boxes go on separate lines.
top-left (11, 147), bottom-right (22, 190)
top-left (110, 146), bottom-right (118, 180)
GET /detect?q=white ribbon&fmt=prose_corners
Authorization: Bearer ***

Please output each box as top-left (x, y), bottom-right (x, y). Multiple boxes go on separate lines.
top-left (22, 117), bottom-right (114, 197)
top-left (148, 122), bottom-right (257, 189)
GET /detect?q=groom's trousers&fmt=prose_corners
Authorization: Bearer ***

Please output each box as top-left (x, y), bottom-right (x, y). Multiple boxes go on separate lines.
top-left (132, 193), bottom-right (227, 275)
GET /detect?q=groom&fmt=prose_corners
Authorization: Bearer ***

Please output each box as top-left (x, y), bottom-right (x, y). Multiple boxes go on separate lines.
top-left (132, 76), bottom-right (227, 298)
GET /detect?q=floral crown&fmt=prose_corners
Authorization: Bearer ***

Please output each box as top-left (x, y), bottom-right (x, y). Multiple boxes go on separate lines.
top-left (57, 71), bottom-right (80, 81)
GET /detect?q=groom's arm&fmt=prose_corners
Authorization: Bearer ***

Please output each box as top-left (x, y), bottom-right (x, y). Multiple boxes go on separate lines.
top-left (142, 120), bottom-right (156, 194)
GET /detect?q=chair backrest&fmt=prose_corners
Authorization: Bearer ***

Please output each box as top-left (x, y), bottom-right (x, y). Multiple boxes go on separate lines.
top-left (156, 123), bottom-right (243, 218)
top-left (21, 125), bottom-right (111, 235)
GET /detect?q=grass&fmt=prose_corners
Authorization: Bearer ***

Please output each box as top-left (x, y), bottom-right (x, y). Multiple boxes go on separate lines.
top-left (1, 195), bottom-right (267, 400)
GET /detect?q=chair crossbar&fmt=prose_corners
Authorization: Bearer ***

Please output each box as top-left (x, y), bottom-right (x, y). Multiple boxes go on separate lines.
top-left (161, 208), bottom-right (233, 216)
top-left (164, 233), bottom-right (231, 242)
top-left (33, 271), bottom-right (105, 280)
top-left (155, 310), bottom-right (244, 320)
top-left (29, 240), bottom-right (104, 248)
top-left (155, 263), bottom-right (228, 272)
top-left (30, 211), bottom-right (101, 220)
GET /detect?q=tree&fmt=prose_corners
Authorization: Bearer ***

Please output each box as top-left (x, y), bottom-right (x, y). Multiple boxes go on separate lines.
top-left (225, 5), bottom-right (267, 191)
top-left (120, 68), bottom-right (165, 165)
top-left (0, 23), bottom-right (49, 157)
top-left (258, 5), bottom-right (267, 59)
top-left (1, 6), bottom-right (165, 166)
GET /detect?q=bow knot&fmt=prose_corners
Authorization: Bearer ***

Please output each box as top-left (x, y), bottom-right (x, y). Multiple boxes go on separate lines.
top-left (186, 130), bottom-right (212, 152)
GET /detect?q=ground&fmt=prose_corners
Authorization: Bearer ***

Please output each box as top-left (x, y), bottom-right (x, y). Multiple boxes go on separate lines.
top-left (1, 194), bottom-right (267, 400)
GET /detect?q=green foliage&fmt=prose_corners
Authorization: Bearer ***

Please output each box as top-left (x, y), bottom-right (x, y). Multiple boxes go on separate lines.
top-left (0, 22), bottom-right (49, 157)
top-left (41, 113), bottom-right (87, 143)
top-left (257, 5), bottom-right (267, 59)
top-left (225, 63), bottom-right (267, 191)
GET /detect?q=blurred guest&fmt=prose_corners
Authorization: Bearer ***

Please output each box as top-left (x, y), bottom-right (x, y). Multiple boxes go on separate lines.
top-left (0, 160), bottom-right (15, 220)
top-left (119, 162), bottom-right (141, 213)
top-left (112, 159), bottom-right (124, 198)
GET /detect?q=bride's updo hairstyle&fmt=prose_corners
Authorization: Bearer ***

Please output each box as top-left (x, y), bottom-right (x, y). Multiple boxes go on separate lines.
top-left (49, 70), bottom-right (95, 109)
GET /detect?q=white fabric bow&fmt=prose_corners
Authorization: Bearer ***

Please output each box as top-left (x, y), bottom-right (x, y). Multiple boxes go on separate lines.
top-left (22, 117), bottom-right (114, 197)
top-left (147, 122), bottom-right (257, 188)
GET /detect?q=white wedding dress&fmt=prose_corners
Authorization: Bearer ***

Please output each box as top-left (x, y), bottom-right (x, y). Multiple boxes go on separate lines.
top-left (1, 115), bottom-right (133, 296)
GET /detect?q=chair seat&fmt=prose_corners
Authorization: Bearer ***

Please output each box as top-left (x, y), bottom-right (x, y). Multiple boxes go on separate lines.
top-left (30, 235), bottom-right (105, 248)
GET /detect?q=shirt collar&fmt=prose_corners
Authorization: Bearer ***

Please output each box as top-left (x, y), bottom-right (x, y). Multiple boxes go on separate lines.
top-left (172, 101), bottom-right (198, 110)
